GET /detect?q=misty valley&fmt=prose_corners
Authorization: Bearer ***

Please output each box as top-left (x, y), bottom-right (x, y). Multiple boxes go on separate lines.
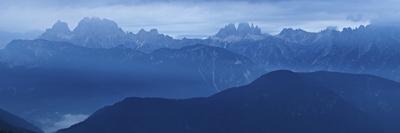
top-left (1, 2), bottom-right (400, 132)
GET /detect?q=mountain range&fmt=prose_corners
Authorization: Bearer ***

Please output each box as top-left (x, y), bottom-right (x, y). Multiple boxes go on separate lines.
top-left (0, 30), bottom-right (41, 49)
top-left (36, 18), bottom-right (400, 81)
top-left (59, 70), bottom-right (400, 133)
top-left (38, 17), bottom-right (187, 52)
top-left (210, 24), bottom-right (400, 82)
top-left (2, 17), bottom-right (400, 132)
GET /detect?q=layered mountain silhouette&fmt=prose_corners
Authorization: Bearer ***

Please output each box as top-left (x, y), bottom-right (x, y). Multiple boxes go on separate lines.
top-left (0, 108), bottom-right (42, 133)
top-left (3, 17), bottom-right (400, 132)
top-left (58, 70), bottom-right (400, 133)
top-left (0, 39), bottom-right (257, 130)
top-left (0, 39), bottom-right (255, 91)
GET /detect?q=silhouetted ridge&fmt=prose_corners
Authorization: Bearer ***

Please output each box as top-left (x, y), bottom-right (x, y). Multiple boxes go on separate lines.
top-left (254, 70), bottom-right (297, 82)
top-left (246, 70), bottom-right (303, 90)
top-left (59, 70), bottom-right (387, 133)
top-left (0, 108), bottom-right (42, 133)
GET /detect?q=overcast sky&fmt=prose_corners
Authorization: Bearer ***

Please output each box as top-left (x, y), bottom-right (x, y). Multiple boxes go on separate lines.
top-left (0, 0), bottom-right (399, 38)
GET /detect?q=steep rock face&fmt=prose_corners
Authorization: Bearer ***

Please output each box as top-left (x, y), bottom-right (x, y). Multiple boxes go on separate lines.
top-left (39, 21), bottom-right (72, 42)
top-left (38, 17), bottom-right (183, 52)
top-left (293, 25), bottom-right (400, 80)
top-left (58, 70), bottom-right (388, 133)
top-left (210, 24), bottom-right (400, 81)
top-left (70, 17), bottom-right (130, 48)
top-left (132, 29), bottom-right (178, 52)
top-left (212, 23), bottom-right (267, 42)
top-left (39, 18), bottom-right (129, 48)
top-left (214, 23), bottom-right (236, 38)
top-left (276, 28), bottom-right (318, 44)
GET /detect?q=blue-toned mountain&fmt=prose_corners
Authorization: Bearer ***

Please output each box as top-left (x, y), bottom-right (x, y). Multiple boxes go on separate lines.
top-left (0, 39), bottom-right (258, 130)
top-left (59, 70), bottom-right (400, 133)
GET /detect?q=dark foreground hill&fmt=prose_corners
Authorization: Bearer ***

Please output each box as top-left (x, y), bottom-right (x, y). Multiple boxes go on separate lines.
top-left (0, 108), bottom-right (42, 133)
top-left (58, 70), bottom-right (400, 133)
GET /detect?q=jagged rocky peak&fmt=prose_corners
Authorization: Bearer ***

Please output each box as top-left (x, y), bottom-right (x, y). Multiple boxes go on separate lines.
top-left (279, 28), bottom-right (308, 35)
top-left (135, 28), bottom-right (173, 43)
top-left (68, 17), bottom-right (130, 48)
top-left (149, 29), bottom-right (159, 34)
top-left (50, 20), bottom-right (71, 33)
top-left (321, 26), bottom-right (339, 33)
top-left (137, 28), bottom-right (160, 36)
top-left (216, 22), bottom-right (262, 37)
top-left (276, 28), bottom-right (315, 42)
top-left (237, 23), bottom-right (262, 36)
top-left (73, 17), bottom-right (125, 36)
top-left (39, 20), bottom-right (72, 41)
top-left (213, 22), bottom-right (266, 42)
top-left (215, 23), bottom-right (237, 38)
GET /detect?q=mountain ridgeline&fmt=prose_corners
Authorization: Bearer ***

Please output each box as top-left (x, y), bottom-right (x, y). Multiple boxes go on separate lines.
top-left (0, 108), bottom-right (42, 133)
top-left (37, 17), bottom-right (400, 81)
top-left (210, 24), bottom-right (400, 81)
top-left (59, 70), bottom-right (400, 133)
top-left (0, 39), bottom-right (256, 131)
top-left (38, 17), bottom-right (188, 52)
top-left (2, 17), bottom-right (400, 132)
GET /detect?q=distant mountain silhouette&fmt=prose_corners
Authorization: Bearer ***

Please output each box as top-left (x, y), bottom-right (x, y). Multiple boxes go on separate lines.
top-left (39, 21), bottom-right (72, 42)
top-left (0, 108), bottom-right (42, 133)
top-left (5, 17), bottom-right (400, 132)
top-left (0, 31), bottom-right (41, 49)
top-left (39, 17), bottom-right (130, 48)
top-left (212, 23), bottom-right (268, 42)
top-left (37, 18), bottom-right (400, 82)
top-left (276, 28), bottom-right (317, 44)
top-left (38, 17), bottom-right (184, 52)
top-left (58, 70), bottom-right (400, 133)
top-left (208, 24), bottom-right (400, 81)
